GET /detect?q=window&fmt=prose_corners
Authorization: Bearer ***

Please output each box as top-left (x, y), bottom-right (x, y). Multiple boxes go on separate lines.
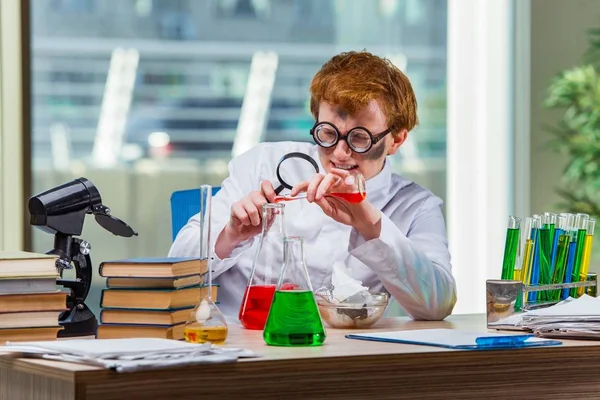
top-left (50, 0), bottom-right (95, 13)
top-left (215, 0), bottom-right (270, 19)
top-left (30, 0), bottom-right (451, 316)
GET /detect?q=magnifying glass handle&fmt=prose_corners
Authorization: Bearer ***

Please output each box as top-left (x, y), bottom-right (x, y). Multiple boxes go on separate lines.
top-left (273, 195), bottom-right (307, 203)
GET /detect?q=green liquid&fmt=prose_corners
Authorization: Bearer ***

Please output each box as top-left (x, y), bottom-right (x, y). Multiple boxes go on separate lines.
top-left (538, 227), bottom-right (553, 301)
top-left (548, 223), bottom-right (555, 245)
top-left (263, 290), bottom-right (326, 347)
top-left (551, 235), bottom-right (570, 301)
top-left (501, 228), bottom-right (520, 280)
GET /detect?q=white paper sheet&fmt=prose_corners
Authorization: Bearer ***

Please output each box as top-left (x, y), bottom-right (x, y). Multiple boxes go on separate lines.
top-left (525, 295), bottom-right (600, 317)
top-left (1, 338), bottom-right (259, 372)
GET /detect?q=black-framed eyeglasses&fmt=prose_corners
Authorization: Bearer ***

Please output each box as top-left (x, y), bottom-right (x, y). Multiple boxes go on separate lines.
top-left (309, 121), bottom-right (393, 153)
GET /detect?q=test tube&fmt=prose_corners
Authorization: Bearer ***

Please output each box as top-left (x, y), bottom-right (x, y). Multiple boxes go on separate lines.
top-left (514, 217), bottom-right (533, 282)
top-left (514, 217), bottom-right (533, 310)
top-left (501, 216), bottom-right (521, 280)
top-left (538, 214), bottom-right (554, 301)
top-left (578, 218), bottom-right (596, 296)
top-left (543, 212), bottom-right (557, 243)
top-left (551, 215), bottom-right (570, 302)
top-left (528, 216), bottom-right (542, 303)
top-left (550, 214), bottom-right (567, 275)
top-left (570, 213), bottom-right (589, 297)
top-left (561, 214), bottom-right (577, 300)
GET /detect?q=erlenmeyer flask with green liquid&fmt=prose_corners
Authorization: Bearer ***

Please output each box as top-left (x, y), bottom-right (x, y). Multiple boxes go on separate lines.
top-left (263, 236), bottom-right (326, 346)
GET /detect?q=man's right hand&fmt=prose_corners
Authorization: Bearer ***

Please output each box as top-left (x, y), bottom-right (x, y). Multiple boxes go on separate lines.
top-left (214, 181), bottom-right (276, 259)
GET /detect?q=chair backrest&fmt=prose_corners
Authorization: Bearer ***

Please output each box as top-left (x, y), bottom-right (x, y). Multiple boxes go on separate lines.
top-left (170, 187), bottom-right (220, 241)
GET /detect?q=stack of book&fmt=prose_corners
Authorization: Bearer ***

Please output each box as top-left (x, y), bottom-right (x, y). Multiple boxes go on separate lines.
top-left (97, 257), bottom-right (215, 340)
top-left (0, 251), bottom-right (67, 343)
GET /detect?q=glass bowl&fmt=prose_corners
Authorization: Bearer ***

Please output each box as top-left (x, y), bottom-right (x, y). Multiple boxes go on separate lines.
top-left (315, 291), bottom-right (389, 329)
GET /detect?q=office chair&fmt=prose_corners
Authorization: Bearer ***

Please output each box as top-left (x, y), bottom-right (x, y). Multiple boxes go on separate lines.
top-left (170, 187), bottom-right (220, 241)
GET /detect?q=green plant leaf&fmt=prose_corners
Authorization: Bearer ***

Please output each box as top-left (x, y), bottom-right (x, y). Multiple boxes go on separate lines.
top-left (545, 26), bottom-right (600, 217)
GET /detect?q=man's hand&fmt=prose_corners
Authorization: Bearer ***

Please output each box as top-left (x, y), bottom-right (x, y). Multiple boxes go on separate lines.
top-left (215, 181), bottom-right (276, 259)
top-left (314, 195), bottom-right (382, 240)
top-left (290, 169), bottom-right (382, 240)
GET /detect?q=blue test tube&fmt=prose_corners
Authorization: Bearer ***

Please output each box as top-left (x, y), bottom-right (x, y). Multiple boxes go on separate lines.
top-left (528, 216), bottom-right (542, 303)
top-left (561, 214), bottom-right (577, 300)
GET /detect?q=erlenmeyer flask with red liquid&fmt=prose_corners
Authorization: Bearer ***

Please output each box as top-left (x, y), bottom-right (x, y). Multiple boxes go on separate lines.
top-left (238, 203), bottom-right (285, 330)
top-left (274, 170), bottom-right (366, 204)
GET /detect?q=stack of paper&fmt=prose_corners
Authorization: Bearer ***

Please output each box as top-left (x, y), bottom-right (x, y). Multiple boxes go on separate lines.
top-left (521, 295), bottom-right (600, 339)
top-left (0, 338), bottom-right (258, 372)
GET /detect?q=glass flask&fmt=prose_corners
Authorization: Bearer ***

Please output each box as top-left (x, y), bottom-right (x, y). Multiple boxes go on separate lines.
top-left (238, 203), bottom-right (285, 330)
top-left (274, 170), bottom-right (366, 204)
top-left (263, 236), bottom-right (326, 346)
top-left (184, 184), bottom-right (228, 344)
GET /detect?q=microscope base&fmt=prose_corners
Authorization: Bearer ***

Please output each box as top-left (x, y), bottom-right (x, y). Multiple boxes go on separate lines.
top-left (58, 302), bottom-right (98, 338)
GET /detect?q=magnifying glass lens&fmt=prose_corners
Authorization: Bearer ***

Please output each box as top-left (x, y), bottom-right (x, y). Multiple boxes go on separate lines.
top-left (274, 152), bottom-right (320, 195)
top-left (278, 157), bottom-right (317, 185)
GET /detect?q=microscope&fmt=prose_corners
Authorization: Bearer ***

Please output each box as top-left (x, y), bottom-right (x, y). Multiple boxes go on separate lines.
top-left (29, 178), bottom-right (137, 338)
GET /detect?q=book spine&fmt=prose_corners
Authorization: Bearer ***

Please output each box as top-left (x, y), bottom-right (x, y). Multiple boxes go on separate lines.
top-left (99, 289), bottom-right (107, 307)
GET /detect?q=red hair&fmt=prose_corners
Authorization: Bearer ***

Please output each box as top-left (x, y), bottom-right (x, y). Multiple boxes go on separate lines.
top-left (309, 51), bottom-right (418, 135)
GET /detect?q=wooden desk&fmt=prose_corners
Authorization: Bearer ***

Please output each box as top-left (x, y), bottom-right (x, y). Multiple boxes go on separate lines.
top-left (1, 314), bottom-right (599, 400)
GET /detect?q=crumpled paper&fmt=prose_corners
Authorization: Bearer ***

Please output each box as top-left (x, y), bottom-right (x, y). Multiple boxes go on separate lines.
top-left (316, 261), bottom-right (370, 304)
top-left (331, 261), bottom-right (369, 303)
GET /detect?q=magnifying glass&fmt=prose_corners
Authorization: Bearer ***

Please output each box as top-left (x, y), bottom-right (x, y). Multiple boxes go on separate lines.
top-left (273, 152), bottom-right (320, 199)
top-left (272, 152), bottom-right (367, 204)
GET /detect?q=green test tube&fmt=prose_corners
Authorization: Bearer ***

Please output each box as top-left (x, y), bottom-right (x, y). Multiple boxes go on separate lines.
top-left (501, 216), bottom-right (521, 280)
top-left (552, 215), bottom-right (574, 302)
top-left (543, 212), bottom-right (557, 242)
top-left (570, 213), bottom-right (589, 297)
top-left (538, 214), bottom-right (553, 301)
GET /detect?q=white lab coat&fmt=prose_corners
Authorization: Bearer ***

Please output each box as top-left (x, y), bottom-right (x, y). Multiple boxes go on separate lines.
top-left (168, 141), bottom-right (457, 320)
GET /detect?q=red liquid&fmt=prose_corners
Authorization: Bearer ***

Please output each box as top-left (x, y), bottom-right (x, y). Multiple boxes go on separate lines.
top-left (274, 192), bottom-right (366, 204)
top-left (329, 192), bottom-right (366, 204)
top-left (280, 283), bottom-right (299, 291)
top-left (239, 284), bottom-right (276, 330)
top-left (273, 196), bottom-right (302, 203)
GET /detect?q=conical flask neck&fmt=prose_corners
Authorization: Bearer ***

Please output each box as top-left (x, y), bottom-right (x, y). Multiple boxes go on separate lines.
top-left (283, 236), bottom-right (304, 267)
top-left (245, 203), bottom-right (284, 291)
top-left (278, 236), bottom-right (313, 292)
top-left (261, 203), bottom-right (285, 237)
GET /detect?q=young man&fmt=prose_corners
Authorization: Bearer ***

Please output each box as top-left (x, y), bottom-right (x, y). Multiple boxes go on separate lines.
top-left (169, 51), bottom-right (456, 321)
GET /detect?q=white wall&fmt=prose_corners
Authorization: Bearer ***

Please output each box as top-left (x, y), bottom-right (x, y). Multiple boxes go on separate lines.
top-left (0, 0), bottom-right (25, 251)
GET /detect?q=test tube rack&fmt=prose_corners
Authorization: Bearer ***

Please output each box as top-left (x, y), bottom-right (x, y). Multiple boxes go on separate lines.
top-left (485, 275), bottom-right (598, 330)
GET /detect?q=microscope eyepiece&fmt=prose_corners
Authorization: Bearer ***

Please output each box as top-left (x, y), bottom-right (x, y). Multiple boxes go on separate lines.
top-left (29, 177), bottom-right (137, 237)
